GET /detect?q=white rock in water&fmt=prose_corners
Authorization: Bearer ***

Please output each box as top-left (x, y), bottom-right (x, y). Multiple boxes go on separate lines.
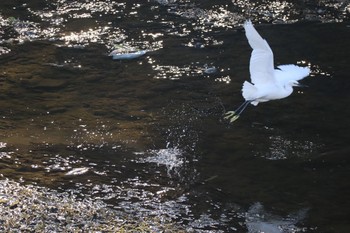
top-left (0, 142), bottom-right (7, 148)
top-left (65, 167), bottom-right (89, 176)
top-left (204, 67), bottom-right (218, 74)
top-left (109, 50), bottom-right (147, 60)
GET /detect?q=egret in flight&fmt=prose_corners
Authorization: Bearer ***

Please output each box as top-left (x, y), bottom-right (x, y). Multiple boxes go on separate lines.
top-left (224, 20), bottom-right (310, 122)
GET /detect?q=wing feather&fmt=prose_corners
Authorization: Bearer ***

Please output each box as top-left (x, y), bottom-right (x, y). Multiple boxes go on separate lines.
top-left (244, 20), bottom-right (275, 85)
top-left (275, 65), bottom-right (310, 81)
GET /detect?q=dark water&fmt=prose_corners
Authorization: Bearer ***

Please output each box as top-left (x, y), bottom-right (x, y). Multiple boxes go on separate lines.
top-left (0, 0), bottom-right (350, 232)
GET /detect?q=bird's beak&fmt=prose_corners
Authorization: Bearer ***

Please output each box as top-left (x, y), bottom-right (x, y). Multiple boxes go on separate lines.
top-left (295, 82), bottom-right (308, 87)
top-left (297, 83), bottom-right (308, 88)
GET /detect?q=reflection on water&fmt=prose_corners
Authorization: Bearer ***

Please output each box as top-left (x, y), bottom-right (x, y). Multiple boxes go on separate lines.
top-left (152, 61), bottom-right (206, 80)
top-left (251, 126), bottom-right (321, 160)
top-left (246, 202), bottom-right (308, 233)
top-left (0, 0), bottom-right (350, 232)
top-left (266, 135), bottom-right (318, 160)
top-left (234, 0), bottom-right (298, 23)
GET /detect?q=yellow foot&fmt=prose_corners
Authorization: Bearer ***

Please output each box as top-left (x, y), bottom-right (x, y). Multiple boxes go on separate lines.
top-left (224, 111), bottom-right (240, 123)
top-left (224, 111), bottom-right (235, 119)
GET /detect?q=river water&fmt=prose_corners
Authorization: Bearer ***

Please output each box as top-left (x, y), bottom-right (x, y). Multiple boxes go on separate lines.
top-left (0, 0), bottom-right (350, 232)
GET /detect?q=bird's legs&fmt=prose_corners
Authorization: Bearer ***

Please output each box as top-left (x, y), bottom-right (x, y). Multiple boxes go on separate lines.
top-left (224, 100), bottom-right (251, 122)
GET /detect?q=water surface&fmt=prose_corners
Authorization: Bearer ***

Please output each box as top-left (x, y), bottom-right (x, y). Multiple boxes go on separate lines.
top-left (0, 0), bottom-right (350, 232)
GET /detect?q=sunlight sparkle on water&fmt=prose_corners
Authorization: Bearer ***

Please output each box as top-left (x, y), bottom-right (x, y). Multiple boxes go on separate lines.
top-left (151, 60), bottom-right (217, 80)
top-left (233, 0), bottom-right (298, 23)
top-left (166, 3), bottom-right (242, 31)
top-left (215, 75), bottom-right (231, 84)
top-left (0, 1), bottom-right (348, 232)
top-left (254, 134), bottom-right (321, 160)
top-left (297, 61), bottom-right (332, 78)
top-left (32, 0), bottom-right (124, 18)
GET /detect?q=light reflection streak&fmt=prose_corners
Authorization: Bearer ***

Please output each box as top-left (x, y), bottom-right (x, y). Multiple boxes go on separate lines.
top-left (61, 28), bottom-right (105, 47)
top-left (150, 57), bottom-right (231, 81)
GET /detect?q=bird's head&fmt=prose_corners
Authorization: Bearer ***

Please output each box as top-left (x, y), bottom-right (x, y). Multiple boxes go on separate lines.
top-left (282, 81), bottom-right (298, 90)
top-left (283, 80), bottom-right (307, 91)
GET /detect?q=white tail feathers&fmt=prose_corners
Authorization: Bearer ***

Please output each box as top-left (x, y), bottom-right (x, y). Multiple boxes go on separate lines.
top-left (242, 81), bottom-right (257, 101)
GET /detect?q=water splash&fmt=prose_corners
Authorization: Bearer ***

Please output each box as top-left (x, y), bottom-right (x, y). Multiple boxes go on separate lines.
top-left (141, 148), bottom-right (184, 176)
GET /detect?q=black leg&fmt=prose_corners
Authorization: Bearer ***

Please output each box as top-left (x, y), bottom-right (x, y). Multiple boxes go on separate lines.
top-left (235, 100), bottom-right (251, 115)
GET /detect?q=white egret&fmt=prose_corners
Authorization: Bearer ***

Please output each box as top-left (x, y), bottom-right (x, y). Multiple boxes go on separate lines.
top-left (224, 20), bottom-right (310, 122)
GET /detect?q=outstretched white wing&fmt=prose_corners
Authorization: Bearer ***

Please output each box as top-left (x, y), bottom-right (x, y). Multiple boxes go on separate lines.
top-left (244, 20), bottom-right (275, 85)
top-left (275, 64), bottom-right (310, 82)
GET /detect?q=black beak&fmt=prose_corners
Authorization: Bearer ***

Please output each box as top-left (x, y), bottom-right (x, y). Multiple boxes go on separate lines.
top-left (296, 83), bottom-right (308, 88)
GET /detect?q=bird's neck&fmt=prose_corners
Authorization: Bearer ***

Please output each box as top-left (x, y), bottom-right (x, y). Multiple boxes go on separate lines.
top-left (283, 84), bottom-right (294, 96)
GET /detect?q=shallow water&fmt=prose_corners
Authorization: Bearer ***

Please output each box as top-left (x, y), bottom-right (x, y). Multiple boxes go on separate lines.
top-left (0, 0), bottom-right (350, 232)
